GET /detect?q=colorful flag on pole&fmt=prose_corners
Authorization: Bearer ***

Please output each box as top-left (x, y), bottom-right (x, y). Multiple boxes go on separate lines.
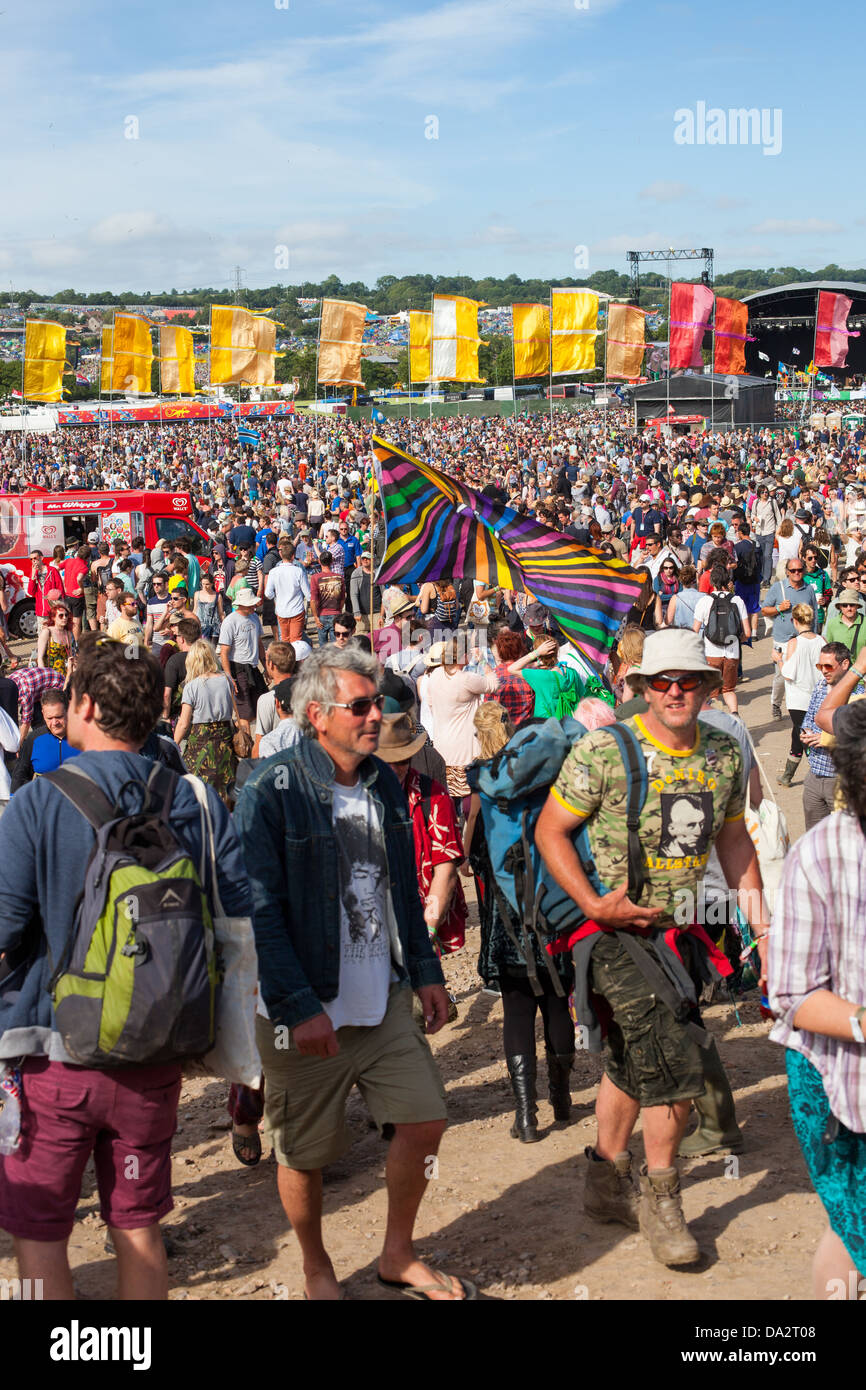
top-left (372, 438), bottom-right (644, 670)
top-left (317, 299), bottom-right (367, 387)
top-left (431, 295), bottom-right (486, 383)
top-left (512, 303), bottom-right (550, 378)
top-left (159, 324), bottom-right (196, 395)
top-left (551, 289), bottom-right (599, 375)
top-left (409, 311), bottom-right (432, 384)
top-left (713, 297), bottom-right (749, 375)
top-left (237, 427), bottom-right (261, 447)
top-left (23, 320), bottom-right (67, 402)
top-left (111, 314), bottom-right (153, 394)
top-left (669, 282), bottom-right (714, 371)
top-left (606, 303), bottom-right (646, 380)
top-left (815, 290), bottom-right (859, 369)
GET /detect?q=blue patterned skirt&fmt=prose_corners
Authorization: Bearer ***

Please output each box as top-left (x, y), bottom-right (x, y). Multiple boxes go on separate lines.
top-left (786, 1048), bottom-right (866, 1275)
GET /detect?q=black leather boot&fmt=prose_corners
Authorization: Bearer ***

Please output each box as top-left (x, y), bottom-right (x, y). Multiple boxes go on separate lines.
top-left (546, 1050), bottom-right (574, 1122)
top-left (506, 1055), bottom-right (539, 1142)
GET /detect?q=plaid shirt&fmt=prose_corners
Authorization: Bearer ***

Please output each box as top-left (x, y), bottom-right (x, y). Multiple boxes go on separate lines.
top-left (485, 664), bottom-right (535, 727)
top-left (802, 679), bottom-right (838, 778)
top-left (9, 667), bottom-right (66, 726)
top-left (769, 811), bottom-right (866, 1132)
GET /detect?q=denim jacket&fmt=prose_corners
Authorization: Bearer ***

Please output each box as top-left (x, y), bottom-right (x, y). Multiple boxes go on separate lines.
top-left (235, 736), bottom-right (445, 1030)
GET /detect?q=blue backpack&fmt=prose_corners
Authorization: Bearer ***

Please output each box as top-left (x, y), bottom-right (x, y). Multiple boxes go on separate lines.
top-left (466, 717), bottom-right (649, 996)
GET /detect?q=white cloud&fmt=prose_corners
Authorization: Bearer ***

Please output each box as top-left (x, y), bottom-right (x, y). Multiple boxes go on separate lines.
top-left (638, 181), bottom-right (692, 203)
top-left (748, 218), bottom-right (843, 236)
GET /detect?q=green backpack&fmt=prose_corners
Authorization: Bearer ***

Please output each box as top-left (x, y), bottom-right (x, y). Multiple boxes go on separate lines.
top-left (45, 763), bottom-right (217, 1067)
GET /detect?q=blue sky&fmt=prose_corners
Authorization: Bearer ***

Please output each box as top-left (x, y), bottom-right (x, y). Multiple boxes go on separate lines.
top-left (1, 0), bottom-right (862, 293)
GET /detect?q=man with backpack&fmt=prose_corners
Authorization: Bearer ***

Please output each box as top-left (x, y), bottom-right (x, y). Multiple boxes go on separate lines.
top-left (535, 629), bottom-right (769, 1267)
top-left (732, 520), bottom-right (762, 640)
top-left (692, 566), bottom-right (750, 715)
top-left (0, 633), bottom-right (252, 1299)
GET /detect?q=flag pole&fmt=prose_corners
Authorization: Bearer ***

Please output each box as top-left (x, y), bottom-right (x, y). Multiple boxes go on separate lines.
top-left (314, 299), bottom-right (322, 476)
top-left (548, 288), bottom-right (554, 474)
top-left (429, 293), bottom-right (434, 435)
top-left (510, 306), bottom-right (518, 430)
top-left (666, 258), bottom-right (672, 429)
top-left (109, 310), bottom-right (115, 468)
top-left (20, 324), bottom-right (27, 478)
top-left (603, 297), bottom-right (609, 438)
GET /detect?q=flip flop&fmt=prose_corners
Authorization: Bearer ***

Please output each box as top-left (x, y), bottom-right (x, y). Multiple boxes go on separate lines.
top-left (303, 1288), bottom-right (349, 1301)
top-left (377, 1269), bottom-right (478, 1301)
top-left (232, 1127), bottom-right (262, 1167)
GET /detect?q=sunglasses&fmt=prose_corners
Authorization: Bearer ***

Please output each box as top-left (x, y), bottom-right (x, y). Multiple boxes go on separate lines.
top-left (329, 693), bottom-right (386, 718)
top-left (646, 673), bottom-right (705, 694)
top-left (334, 629), bottom-right (352, 638)
top-left (817, 663), bottom-right (838, 672)
top-left (787, 568), bottom-right (804, 574)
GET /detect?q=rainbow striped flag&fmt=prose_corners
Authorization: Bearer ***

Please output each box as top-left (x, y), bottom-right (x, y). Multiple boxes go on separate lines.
top-left (372, 439), bottom-right (645, 671)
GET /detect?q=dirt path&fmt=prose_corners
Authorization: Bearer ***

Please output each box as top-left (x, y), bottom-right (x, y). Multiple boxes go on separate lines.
top-left (0, 632), bottom-right (826, 1300)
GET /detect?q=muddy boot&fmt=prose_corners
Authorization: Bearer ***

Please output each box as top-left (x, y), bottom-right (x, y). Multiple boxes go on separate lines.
top-left (679, 1039), bottom-right (744, 1158)
top-left (639, 1165), bottom-right (700, 1266)
top-left (546, 1050), bottom-right (574, 1123)
top-left (507, 1055), bottom-right (539, 1143)
top-left (583, 1147), bottom-right (640, 1229)
top-left (778, 756), bottom-right (800, 787)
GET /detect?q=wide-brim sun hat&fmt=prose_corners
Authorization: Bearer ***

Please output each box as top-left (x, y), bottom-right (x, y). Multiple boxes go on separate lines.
top-left (234, 589), bottom-right (260, 607)
top-left (626, 629), bottom-right (723, 687)
top-left (837, 588), bottom-right (861, 605)
top-left (375, 712), bottom-right (430, 762)
top-left (424, 640), bottom-right (448, 669)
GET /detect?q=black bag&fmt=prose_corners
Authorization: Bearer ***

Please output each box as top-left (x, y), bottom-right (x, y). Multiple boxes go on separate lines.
top-left (734, 541), bottom-right (759, 584)
top-left (705, 593), bottom-right (741, 647)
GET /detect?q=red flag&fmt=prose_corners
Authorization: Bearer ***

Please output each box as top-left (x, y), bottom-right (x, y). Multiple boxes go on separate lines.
top-left (713, 297), bottom-right (749, 375)
top-left (815, 290), bottom-right (858, 369)
top-left (669, 282), bottom-right (714, 371)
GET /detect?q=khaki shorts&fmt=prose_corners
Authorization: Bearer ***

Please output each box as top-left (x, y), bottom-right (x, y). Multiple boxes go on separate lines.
top-left (257, 984), bottom-right (447, 1171)
top-left (589, 932), bottom-right (705, 1107)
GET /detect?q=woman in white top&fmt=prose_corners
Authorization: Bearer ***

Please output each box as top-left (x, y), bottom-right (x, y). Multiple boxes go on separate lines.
top-left (775, 518), bottom-right (802, 577)
top-left (174, 639), bottom-right (238, 805)
top-left (776, 603), bottom-right (826, 786)
top-left (424, 638), bottom-right (498, 804)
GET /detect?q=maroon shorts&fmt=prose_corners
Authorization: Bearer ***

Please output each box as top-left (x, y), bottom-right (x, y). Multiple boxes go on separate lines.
top-left (706, 654), bottom-right (739, 694)
top-left (0, 1058), bottom-right (182, 1242)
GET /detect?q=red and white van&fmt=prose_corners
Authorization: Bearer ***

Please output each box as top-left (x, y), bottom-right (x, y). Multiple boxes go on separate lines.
top-left (0, 488), bottom-right (212, 638)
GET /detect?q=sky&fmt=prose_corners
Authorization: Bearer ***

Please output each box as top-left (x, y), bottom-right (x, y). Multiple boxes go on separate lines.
top-left (1, 0), bottom-right (863, 295)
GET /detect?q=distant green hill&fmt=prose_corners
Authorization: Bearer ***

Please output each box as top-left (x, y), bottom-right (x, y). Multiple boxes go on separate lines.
top-left (2, 264), bottom-right (864, 317)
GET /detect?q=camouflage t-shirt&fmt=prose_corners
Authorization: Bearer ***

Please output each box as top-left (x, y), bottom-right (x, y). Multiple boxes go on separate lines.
top-left (550, 713), bottom-right (745, 928)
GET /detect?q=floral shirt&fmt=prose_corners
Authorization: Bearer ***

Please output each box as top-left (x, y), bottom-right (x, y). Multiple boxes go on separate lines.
top-left (405, 768), bottom-right (467, 955)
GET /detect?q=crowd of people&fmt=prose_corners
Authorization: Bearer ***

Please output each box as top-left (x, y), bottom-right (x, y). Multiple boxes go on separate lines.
top-left (2, 401), bottom-right (866, 1302)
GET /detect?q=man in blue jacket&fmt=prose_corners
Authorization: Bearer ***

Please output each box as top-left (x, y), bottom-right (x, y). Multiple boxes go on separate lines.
top-left (236, 646), bottom-right (474, 1301)
top-left (0, 634), bottom-right (252, 1301)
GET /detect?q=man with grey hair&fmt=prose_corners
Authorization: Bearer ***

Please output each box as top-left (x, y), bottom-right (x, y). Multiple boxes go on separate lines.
top-left (235, 646), bottom-right (474, 1301)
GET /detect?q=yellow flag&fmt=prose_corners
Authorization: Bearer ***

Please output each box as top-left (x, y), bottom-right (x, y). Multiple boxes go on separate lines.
top-left (512, 303), bottom-right (550, 378)
top-left (409, 311), bottom-right (432, 383)
top-left (551, 289), bottom-right (598, 374)
top-left (249, 314), bottom-right (277, 387)
top-left (100, 326), bottom-right (114, 393)
top-left (111, 314), bottom-right (153, 394)
top-left (606, 303), bottom-right (646, 380)
top-left (431, 295), bottom-right (486, 383)
top-left (23, 320), bottom-right (66, 402)
top-left (159, 325), bottom-right (196, 395)
top-left (318, 300), bottom-right (367, 387)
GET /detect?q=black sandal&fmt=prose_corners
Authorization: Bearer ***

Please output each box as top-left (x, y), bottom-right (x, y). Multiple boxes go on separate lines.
top-left (232, 1127), bottom-right (262, 1167)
